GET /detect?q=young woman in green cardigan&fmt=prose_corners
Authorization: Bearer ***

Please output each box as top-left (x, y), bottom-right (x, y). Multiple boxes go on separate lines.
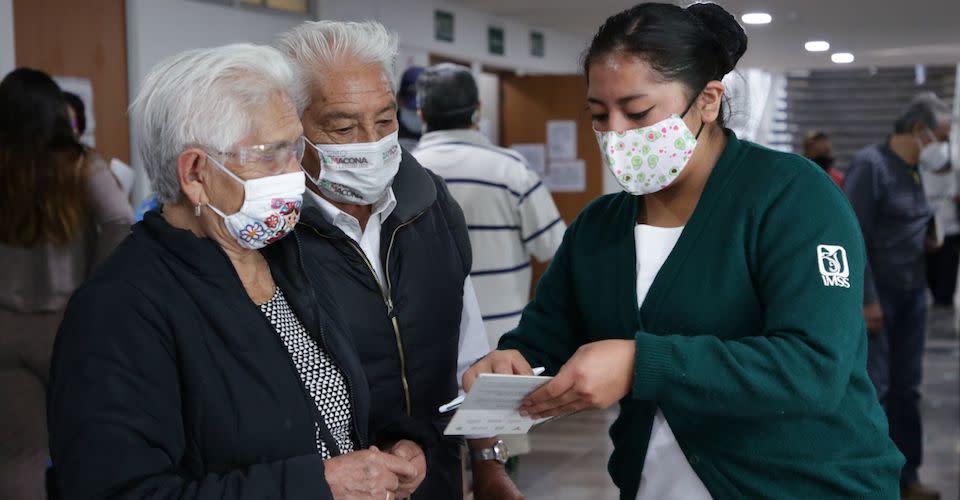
top-left (464, 3), bottom-right (904, 499)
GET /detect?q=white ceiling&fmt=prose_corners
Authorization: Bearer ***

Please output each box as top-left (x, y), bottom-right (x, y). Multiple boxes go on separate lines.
top-left (445, 0), bottom-right (960, 70)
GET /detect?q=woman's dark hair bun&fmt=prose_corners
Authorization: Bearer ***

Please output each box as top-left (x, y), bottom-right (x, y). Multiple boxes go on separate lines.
top-left (581, 2), bottom-right (749, 127)
top-left (686, 2), bottom-right (747, 75)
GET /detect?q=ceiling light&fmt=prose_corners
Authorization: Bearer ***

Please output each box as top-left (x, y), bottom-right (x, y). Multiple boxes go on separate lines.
top-left (805, 41), bottom-right (830, 52)
top-left (831, 52), bottom-right (855, 64)
top-left (741, 12), bottom-right (772, 25)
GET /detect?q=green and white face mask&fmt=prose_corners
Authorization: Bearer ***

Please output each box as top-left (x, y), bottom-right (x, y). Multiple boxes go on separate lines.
top-left (595, 101), bottom-right (704, 196)
top-left (304, 130), bottom-right (402, 205)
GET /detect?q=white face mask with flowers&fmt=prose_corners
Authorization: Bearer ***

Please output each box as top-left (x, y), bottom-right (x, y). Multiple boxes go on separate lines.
top-left (595, 105), bottom-right (703, 195)
top-left (205, 154), bottom-right (305, 250)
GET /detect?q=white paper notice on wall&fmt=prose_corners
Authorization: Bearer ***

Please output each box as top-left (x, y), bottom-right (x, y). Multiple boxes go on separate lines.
top-left (547, 120), bottom-right (577, 160)
top-left (54, 76), bottom-right (95, 148)
top-left (545, 159), bottom-right (586, 192)
top-left (510, 143), bottom-right (547, 177)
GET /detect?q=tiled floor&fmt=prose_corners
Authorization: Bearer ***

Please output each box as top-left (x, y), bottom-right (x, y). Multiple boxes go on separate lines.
top-left (516, 409), bottom-right (619, 500)
top-left (517, 307), bottom-right (960, 499)
top-left (919, 306), bottom-right (960, 499)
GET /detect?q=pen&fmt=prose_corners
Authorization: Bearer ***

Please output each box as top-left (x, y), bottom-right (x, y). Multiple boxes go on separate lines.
top-left (439, 366), bottom-right (546, 413)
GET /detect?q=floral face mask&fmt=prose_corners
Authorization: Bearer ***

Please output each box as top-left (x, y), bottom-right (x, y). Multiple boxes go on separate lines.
top-left (205, 154), bottom-right (305, 249)
top-left (595, 99), bottom-right (704, 195)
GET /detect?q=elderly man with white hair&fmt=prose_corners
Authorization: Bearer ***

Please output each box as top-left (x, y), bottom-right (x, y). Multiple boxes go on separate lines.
top-left (278, 21), bottom-right (522, 499)
top-left (845, 92), bottom-right (952, 500)
top-left (47, 43), bottom-right (422, 500)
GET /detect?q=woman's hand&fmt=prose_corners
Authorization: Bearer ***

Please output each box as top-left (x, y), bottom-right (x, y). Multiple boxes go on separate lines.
top-left (462, 350), bottom-right (534, 392)
top-left (324, 446), bottom-right (417, 499)
top-left (519, 340), bottom-right (635, 419)
top-left (386, 440), bottom-right (426, 498)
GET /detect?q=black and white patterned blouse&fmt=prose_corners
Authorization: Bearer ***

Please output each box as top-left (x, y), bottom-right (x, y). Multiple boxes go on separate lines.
top-left (259, 288), bottom-right (355, 459)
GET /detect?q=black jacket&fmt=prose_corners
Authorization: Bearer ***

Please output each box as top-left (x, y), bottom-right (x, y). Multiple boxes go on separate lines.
top-left (47, 212), bottom-right (370, 500)
top-left (299, 150), bottom-right (472, 499)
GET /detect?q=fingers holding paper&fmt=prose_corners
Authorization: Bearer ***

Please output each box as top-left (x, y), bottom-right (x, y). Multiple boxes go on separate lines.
top-left (519, 339), bottom-right (636, 419)
top-left (462, 349), bottom-right (534, 392)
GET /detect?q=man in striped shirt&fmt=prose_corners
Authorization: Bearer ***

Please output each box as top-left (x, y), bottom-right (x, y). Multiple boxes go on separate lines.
top-left (412, 63), bottom-right (566, 383)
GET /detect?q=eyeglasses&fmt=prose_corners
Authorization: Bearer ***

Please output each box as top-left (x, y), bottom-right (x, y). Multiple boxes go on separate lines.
top-left (207, 136), bottom-right (305, 175)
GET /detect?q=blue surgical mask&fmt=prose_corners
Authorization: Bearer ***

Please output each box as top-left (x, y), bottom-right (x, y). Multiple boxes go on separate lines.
top-left (399, 107), bottom-right (423, 136)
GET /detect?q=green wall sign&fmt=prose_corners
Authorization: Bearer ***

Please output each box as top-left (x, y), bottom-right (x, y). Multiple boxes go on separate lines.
top-left (531, 31), bottom-right (545, 58)
top-left (435, 10), bottom-right (454, 42)
top-left (488, 26), bottom-right (505, 56)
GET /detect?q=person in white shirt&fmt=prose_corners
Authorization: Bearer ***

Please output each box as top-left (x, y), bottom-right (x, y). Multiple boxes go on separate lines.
top-left (277, 21), bottom-right (522, 499)
top-left (921, 162), bottom-right (960, 306)
top-left (413, 64), bottom-right (566, 467)
top-left (413, 64), bottom-right (566, 345)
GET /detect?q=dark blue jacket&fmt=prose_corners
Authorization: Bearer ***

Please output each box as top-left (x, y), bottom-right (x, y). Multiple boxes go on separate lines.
top-left (48, 212), bottom-right (369, 499)
top-left (845, 142), bottom-right (934, 303)
top-left (298, 150), bottom-right (472, 499)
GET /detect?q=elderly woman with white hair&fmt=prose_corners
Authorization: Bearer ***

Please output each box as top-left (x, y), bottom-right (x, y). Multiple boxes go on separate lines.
top-left (47, 44), bottom-right (424, 500)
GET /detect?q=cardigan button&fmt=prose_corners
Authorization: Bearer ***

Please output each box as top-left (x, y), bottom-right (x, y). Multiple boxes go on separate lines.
top-left (688, 455), bottom-right (700, 465)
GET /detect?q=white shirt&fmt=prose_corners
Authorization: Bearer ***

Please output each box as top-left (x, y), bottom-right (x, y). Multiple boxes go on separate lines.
top-left (414, 129), bottom-right (566, 346)
top-left (306, 188), bottom-right (491, 392)
top-left (920, 168), bottom-right (960, 237)
top-left (633, 224), bottom-right (712, 500)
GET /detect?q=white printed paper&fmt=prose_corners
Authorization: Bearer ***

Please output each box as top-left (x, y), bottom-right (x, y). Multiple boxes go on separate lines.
top-left (510, 143), bottom-right (546, 177)
top-left (110, 158), bottom-right (135, 197)
top-left (545, 159), bottom-right (586, 192)
top-left (444, 374), bottom-right (552, 436)
top-left (931, 213), bottom-right (945, 246)
top-left (547, 120), bottom-right (577, 160)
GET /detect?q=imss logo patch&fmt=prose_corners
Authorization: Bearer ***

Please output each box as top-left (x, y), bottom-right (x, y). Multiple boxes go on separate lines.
top-left (817, 244), bottom-right (850, 288)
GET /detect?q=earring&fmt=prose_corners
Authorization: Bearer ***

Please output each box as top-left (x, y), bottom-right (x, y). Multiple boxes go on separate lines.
top-left (194, 203), bottom-right (202, 217)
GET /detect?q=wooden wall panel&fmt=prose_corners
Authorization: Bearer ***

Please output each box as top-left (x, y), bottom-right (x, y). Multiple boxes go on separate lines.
top-left (500, 74), bottom-right (603, 292)
top-left (501, 74), bottom-right (601, 224)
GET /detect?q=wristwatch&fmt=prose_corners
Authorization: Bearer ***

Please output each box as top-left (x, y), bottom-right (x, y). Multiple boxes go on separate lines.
top-left (470, 439), bottom-right (510, 464)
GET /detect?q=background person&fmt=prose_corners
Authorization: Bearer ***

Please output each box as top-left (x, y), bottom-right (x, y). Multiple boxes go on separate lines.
top-left (845, 91), bottom-right (952, 500)
top-left (0, 67), bottom-right (132, 500)
top-left (465, 3), bottom-right (903, 499)
top-left (802, 131), bottom-right (845, 187)
top-left (397, 65), bottom-right (425, 151)
top-left (413, 62), bottom-right (566, 477)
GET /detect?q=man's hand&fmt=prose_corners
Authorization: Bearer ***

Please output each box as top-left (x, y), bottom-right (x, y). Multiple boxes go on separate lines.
top-left (463, 350), bottom-right (533, 392)
top-left (470, 438), bottom-right (523, 500)
top-left (519, 340), bottom-right (635, 419)
top-left (386, 440), bottom-right (426, 499)
top-left (472, 460), bottom-right (523, 500)
top-left (864, 303), bottom-right (884, 335)
top-left (324, 446), bottom-right (416, 499)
